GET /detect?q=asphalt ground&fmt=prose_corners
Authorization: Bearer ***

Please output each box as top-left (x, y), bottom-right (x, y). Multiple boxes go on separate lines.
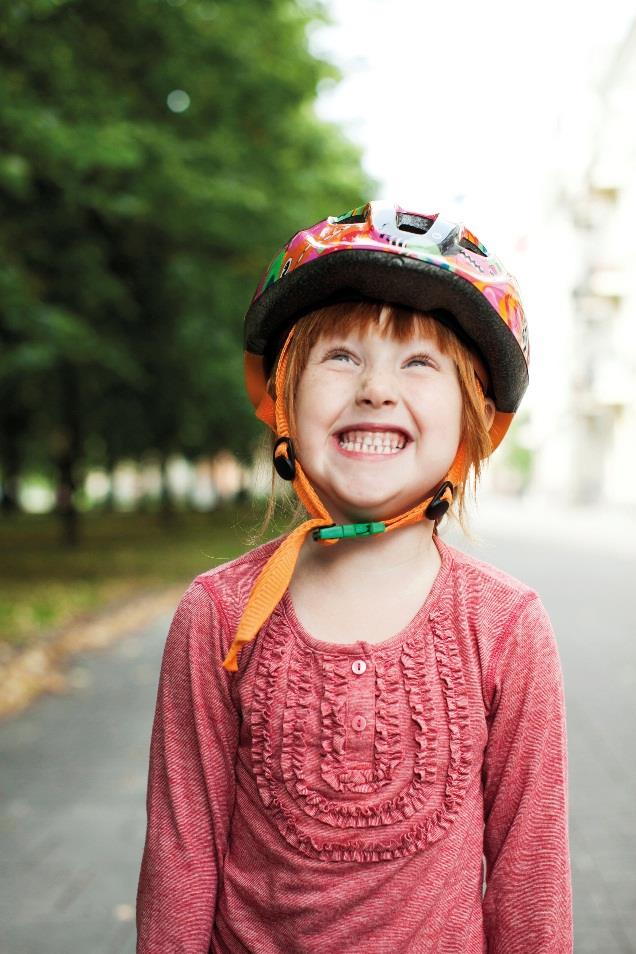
top-left (1, 500), bottom-right (635, 953)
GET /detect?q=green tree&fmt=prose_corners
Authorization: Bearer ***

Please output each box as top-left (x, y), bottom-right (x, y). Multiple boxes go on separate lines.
top-left (0, 0), bottom-right (374, 542)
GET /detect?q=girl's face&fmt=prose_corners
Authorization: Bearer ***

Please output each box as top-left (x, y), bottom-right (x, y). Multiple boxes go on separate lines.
top-left (293, 320), bottom-right (465, 524)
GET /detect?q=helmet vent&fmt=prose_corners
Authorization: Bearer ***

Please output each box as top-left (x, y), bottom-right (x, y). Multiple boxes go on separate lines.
top-left (397, 212), bottom-right (434, 235)
top-left (336, 213), bottom-right (367, 225)
top-left (459, 236), bottom-right (486, 257)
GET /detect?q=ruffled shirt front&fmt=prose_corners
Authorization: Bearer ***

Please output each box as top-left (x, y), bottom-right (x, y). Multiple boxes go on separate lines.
top-left (136, 534), bottom-right (573, 954)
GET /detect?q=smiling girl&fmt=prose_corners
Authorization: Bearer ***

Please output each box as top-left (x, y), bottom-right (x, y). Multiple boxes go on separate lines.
top-left (136, 202), bottom-right (573, 953)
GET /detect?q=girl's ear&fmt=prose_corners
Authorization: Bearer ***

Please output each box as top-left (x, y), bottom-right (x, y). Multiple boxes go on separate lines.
top-left (484, 397), bottom-right (496, 431)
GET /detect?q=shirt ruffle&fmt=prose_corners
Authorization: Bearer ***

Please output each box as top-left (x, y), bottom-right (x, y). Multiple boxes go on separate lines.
top-left (250, 606), bottom-right (474, 863)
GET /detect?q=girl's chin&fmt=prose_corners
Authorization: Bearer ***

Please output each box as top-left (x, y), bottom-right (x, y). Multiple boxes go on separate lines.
top-left (307, 475), bottom-right (444, 523)
top-left (319, 494), bottom-right (426, 525)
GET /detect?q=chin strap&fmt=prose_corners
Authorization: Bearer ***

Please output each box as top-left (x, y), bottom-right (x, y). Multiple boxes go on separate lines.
top-left (222, 327), bottom-right (467, 672)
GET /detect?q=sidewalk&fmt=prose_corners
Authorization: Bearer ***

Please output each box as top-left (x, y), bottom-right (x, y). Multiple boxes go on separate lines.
top-left (0, 607), bottom-right (168, 954)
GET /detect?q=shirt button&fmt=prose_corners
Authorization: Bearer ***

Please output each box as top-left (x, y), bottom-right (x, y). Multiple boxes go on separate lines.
top-left (352, 715), bottom-right (367, 732)
top-left (352, 659), bottom-right (367, 675)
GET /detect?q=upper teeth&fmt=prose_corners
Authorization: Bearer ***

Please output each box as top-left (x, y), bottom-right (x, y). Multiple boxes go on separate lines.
top-left (338, 430), bottom-right (406, 453)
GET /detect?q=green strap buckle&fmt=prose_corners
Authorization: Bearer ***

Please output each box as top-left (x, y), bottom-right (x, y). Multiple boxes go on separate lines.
top-left (312, 521), bottom-right (386, 541)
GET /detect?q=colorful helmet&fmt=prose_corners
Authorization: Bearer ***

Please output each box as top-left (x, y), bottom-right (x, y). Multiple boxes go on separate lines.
top-left (244, 199), bottom-right (529, 451)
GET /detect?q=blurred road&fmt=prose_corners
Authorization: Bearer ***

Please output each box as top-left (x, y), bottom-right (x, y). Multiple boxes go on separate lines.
top-left (1, 501), bottom-right (635, 954)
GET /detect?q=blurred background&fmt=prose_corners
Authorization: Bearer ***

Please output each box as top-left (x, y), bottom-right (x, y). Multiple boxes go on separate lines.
top-left (1, 1), bottom-right (635, 952)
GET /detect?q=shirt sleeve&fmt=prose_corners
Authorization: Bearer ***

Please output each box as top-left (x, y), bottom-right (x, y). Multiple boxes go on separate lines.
top-left (136, 579), bottom-right (240, 954)
top-left (482, 595), bottom-right (573, 954)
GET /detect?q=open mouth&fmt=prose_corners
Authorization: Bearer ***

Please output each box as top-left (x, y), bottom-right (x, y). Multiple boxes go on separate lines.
top-left (336, 429), bottom-right (409, 455)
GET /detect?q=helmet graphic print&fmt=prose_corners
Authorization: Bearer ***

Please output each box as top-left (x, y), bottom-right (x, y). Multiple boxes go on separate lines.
top-left (244, 199), bottom-right (529, 454)
top-left (223, 201), bottom-right (529, 672)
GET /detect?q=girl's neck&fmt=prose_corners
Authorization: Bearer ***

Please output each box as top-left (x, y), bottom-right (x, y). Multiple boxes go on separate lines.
top-left (289, 520), bottom-right (442, 646)
top-left (295, 518), bottom-right (440, 584)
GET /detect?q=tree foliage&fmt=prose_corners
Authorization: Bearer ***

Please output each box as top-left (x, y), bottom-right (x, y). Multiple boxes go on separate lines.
top-left (0, 0), bottom-right (373, 530)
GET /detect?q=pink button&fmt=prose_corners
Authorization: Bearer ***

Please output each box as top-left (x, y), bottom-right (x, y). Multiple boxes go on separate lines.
top-left (352, 715), bottom-right (367, 732)
top-left (352, 660), bottom-right (367, 675)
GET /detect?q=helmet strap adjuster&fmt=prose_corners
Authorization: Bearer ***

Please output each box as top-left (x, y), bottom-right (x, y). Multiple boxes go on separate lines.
top-left (273, 436), bottom-right (296, 481)
top-left (425, 480), bottom-right (454, 522)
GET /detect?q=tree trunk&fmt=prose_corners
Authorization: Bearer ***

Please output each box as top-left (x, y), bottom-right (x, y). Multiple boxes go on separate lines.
top-left (158, 453), bottom-right (176, 527)
top-left (53, 362), bottom-right (83, 546)
top-left (0, 407), bottom-right (25, 514)
top-left (103, 451), bottom-right (117, 513)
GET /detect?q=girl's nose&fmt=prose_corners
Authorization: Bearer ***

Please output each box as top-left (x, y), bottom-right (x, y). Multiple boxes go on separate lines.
top-left (356, 368), bottom-right (398, 407)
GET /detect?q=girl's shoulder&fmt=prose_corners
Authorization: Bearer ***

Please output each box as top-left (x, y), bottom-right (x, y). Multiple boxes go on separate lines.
top-left (438, 537), bottom-right (543, 623)
top-left (438, 540), bottom-right (555, 684)
top-left (191, 533), bottom-right (288, 628)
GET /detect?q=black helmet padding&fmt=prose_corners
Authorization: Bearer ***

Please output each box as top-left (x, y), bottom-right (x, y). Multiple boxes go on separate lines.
top-left (244, 250), bottom-right (528, 414)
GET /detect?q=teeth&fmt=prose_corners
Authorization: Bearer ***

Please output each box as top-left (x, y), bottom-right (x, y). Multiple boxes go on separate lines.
top-left (338, 429), bottom-right (407, 454)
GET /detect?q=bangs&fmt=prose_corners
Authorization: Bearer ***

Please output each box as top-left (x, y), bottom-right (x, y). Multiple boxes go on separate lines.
top-left (292, 300), bottom-right (450, 356)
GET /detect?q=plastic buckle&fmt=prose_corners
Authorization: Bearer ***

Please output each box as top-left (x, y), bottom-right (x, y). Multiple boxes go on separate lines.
top-left (312, 521), bottom-right (386, 541)
top-left (425, 480), bottom-right (454, 521)
top-left (273, 436), bottom-right (296, 481)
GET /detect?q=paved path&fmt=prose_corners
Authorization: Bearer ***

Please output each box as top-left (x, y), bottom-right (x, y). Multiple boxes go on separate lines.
top-left (1, 502), bottom-right (635, 953)
top-left (0, 614), bottom-right (161, 954)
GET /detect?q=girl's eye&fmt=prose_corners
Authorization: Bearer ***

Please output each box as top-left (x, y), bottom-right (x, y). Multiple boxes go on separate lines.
top-left (325, 349), bottom-right (356, 363)
top-left (406, 354), bottom-right (436, 368)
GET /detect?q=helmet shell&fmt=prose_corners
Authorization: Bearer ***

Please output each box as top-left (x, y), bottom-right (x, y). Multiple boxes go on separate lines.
top-left (244, 201), bottom-right (529, 450)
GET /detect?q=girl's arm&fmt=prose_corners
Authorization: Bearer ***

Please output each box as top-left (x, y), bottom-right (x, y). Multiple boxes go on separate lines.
top-left (482, 595), bottom-right (573, 954)
top-left (136, 580), bottom-right (240, 954)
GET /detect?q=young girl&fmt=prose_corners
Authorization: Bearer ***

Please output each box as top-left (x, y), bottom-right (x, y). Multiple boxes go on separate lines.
top-left (136, 201), bottom-right (573, 953)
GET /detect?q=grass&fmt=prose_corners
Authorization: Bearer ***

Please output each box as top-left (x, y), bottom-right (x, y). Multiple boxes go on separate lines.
top-left (0, 501), bottom-right (290, 650)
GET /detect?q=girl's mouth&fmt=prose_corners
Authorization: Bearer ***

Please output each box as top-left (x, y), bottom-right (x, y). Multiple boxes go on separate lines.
top-left (334, 429), bottom-right (409, 457)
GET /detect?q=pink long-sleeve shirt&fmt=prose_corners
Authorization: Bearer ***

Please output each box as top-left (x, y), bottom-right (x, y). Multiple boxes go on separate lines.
top-left (136, 533), bottom-right (573, 953)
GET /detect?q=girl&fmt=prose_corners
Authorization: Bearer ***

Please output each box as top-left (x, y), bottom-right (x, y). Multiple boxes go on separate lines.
top-left (136, 201), bottom-right (573, 953)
